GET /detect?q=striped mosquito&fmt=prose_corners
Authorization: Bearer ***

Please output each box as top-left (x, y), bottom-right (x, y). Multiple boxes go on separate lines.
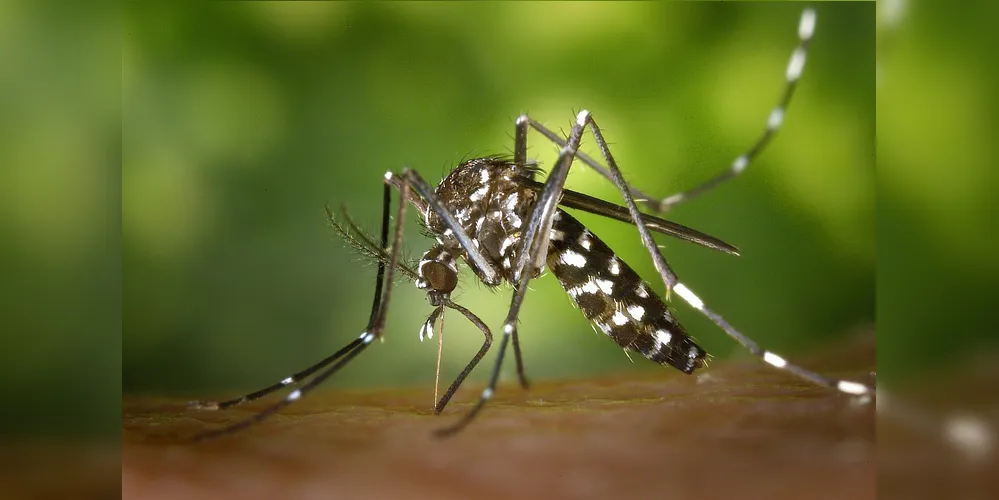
top-left (190, 8), bottom-right (873, 440)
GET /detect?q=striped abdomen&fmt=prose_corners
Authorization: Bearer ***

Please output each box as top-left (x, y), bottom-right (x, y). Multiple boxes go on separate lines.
top-left (546, 210), bottom-right (707, 374)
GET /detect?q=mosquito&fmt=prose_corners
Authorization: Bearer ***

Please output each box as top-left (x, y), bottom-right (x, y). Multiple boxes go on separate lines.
top-left (190, 8), bottom-right (873, 440)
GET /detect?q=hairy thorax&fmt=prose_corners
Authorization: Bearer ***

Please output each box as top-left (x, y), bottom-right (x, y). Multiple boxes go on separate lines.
top-left (422, 158), bottom-right (539, 288)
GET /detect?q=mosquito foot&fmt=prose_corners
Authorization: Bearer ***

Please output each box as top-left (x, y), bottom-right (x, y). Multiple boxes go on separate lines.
top-left (188, 400), bottom-right (220, 410)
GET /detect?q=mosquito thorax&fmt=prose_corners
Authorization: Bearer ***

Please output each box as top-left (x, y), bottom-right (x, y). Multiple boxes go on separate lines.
top-left (425, 157), bottom-right (541, 287)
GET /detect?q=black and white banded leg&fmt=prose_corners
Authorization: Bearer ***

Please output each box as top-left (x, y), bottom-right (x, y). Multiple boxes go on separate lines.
top-left (526, 8), bottom-right (817, 214)
top-left (587, 108), bottom-right (872, 400)
top-left (430, 299), bottom-right (493, 414)
top-left (190, 180), bottom-right (411, 440)
top-left (447, 107), bottom-right (869, 439)
top-left (332, 201), bottom-right (497, 416)
top-left (507, 10), bottom-right (873, 401)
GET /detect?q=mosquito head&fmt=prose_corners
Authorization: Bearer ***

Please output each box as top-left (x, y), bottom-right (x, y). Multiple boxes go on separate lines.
top-left (421, 261), bottom-right (457, 294)
top-left (416, 245), bottom-right (459, 306)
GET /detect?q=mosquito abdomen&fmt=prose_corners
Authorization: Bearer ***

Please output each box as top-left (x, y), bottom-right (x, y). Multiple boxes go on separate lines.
top-left (546, 209), bottom-right (707, 374)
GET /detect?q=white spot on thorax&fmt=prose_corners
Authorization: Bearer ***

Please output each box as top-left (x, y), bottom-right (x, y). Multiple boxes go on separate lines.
top-left (480, 168), bottom-right (490, 184)
top-left (500, 236), bottom-right (516, 255)
top-left (635, 285), bottom-right (649, 298)
top-left (505, 192), bottom-right (519, 210)
top-left (470, 185), bottom-right (489, 201)
top-left (578, 231), bottom-right (592, 250)
top-left (509, 214), bottom-right (522, 228)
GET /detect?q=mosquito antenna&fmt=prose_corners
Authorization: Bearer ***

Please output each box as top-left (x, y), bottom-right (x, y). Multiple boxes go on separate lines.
top-left (326, 204), bottom-right (419, 282)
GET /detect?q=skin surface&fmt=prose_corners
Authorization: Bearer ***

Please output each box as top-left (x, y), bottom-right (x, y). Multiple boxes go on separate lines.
top-left (121, 332), bottom-right (879, 500)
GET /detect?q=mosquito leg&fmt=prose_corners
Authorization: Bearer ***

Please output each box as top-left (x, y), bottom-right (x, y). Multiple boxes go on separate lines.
top-left (188, 340), bottom-right (366, 411)
top-left (510, 325), bottom-right (529, 390)
top-left (578, 113), bottom-right (681, 292)
top-left (514, 114), bottom-right (529, 170)
top-left (188, 185), bottom-right (396, 413)
top-left (656, 8), bottom-right (815, 211)
top-left (668, 281), bottom-right (873, 399)
top-left (525, 117), bottom-right (657, 210)
top-left (509, 114), bottom-right (536, 390)
top-left (192, 336), bottom-right (370, 441)
top-left (369, 178), bottom-right (394, 326)
top-left (433, 300), bottom-right (493, 415)
top-left (583, 113), bottom-right (873, 400)
top-left (192, 179), bottom-right (410, 440)
top-left (528, 8), bottom-right (817, 214)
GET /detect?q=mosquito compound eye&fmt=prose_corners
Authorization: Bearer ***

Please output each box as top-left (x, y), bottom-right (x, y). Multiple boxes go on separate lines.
top-left (421, 261), bottom-right (457, 294)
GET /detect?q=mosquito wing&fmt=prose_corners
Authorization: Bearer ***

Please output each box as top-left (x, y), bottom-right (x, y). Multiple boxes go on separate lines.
top-left (517, 177), bottom-right (739, 255)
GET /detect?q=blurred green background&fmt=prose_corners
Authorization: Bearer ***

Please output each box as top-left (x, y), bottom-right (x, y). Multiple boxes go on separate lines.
top-left (877, 0), bottom-right (999, 387)
top-left (0, 3), bottom-right (119, 437)
top-left (121, 2), bottom-right (875, 399)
